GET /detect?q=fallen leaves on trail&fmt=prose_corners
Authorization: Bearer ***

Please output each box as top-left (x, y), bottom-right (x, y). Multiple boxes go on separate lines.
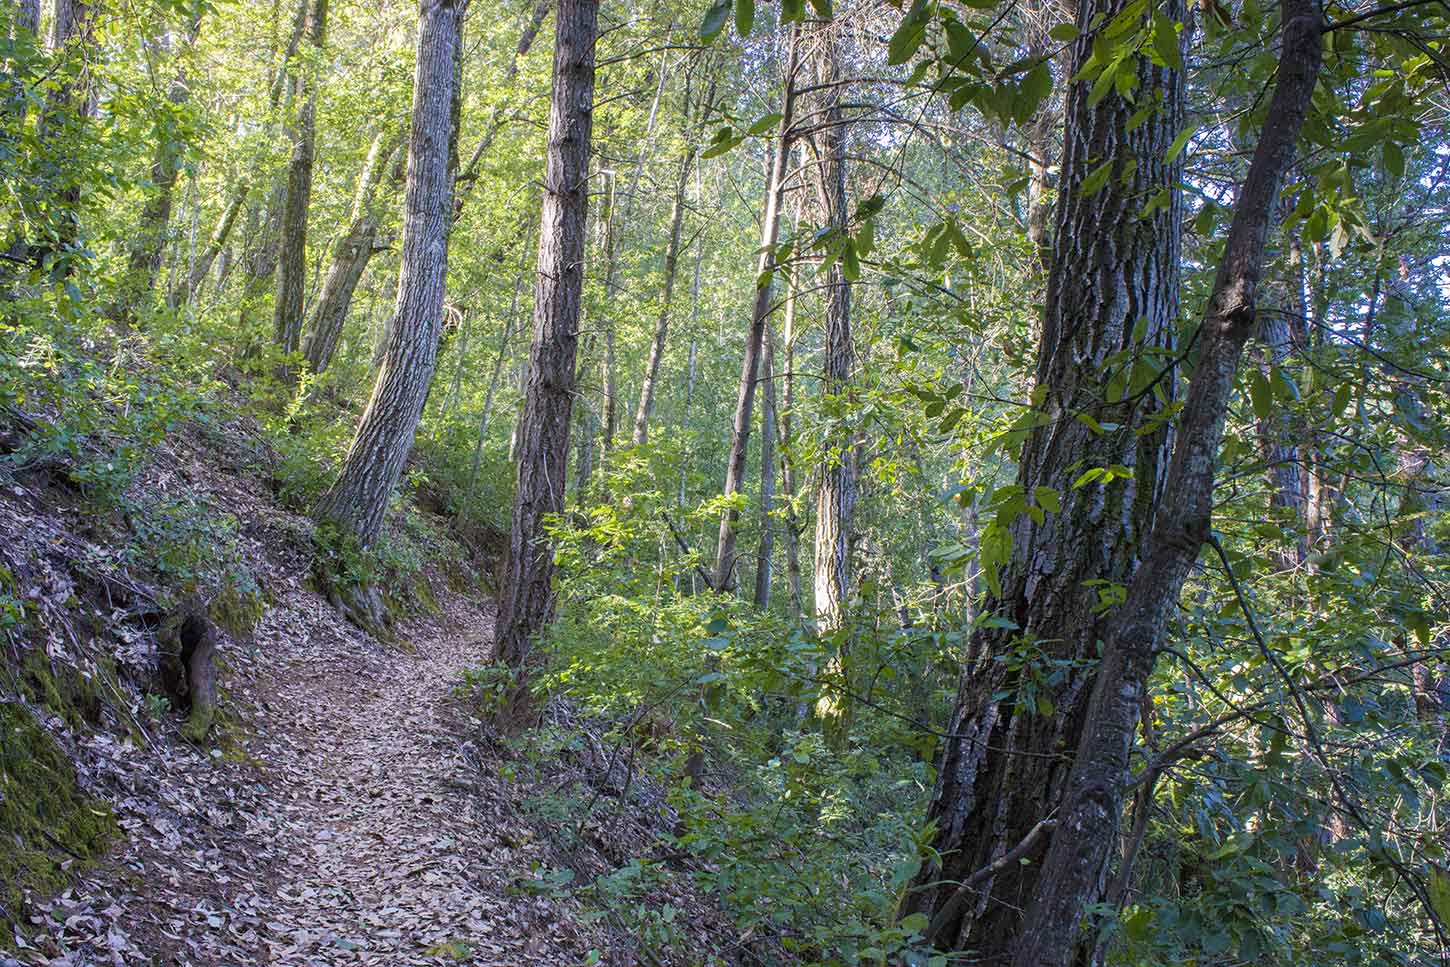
top-left (4, 415), bottom-right (598, 966)
top-left (12, 586), bottom-right (595, 966)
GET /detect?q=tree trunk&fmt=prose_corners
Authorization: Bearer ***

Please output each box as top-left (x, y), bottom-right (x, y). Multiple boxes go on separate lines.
top-left (125, 15), bottom-right (201, 300)
top-left (753, 310), bottom-right (778, 609)
top-left (459, 224), bottom-right (534, 525)
top-left (1013, 7), bottom-right (1321, 960)
top-left (901, 0), bottom-right (1190, 953)
top-left (779, 192), bottom-right (804, 621)
top-left (301, 129), bottom-right (403, 374)
top-left (632, 147), bottom-right (692, 445)
top-left (714, 24), bottom-right (799, 593)
top-left (171, 185), bottom-right (247, 306)
top-left (494, 0), bottom-right (598, 679)
top-left (810, 20), bottom-right (855, 638)
top-left (313, 0), bottom-right (464, 548)
top-left (273, 0), bottom-right (329, 367)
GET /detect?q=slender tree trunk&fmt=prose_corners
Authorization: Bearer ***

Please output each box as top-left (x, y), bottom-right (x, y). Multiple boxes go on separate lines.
top-left (779, 193), bottom-right (804, 622)
top-left (495, 0), bottom-right (599, 678)
top-left (753, 311), bottom-right (778, 609)
top-left (901, 0), bottom-right (1190, 952)
top-left (125, 15), bottom-right (202, 302)
top-left (172, 186), bottom-right (247, 306)
top-left (632, 147), bottom-right (693, 445)
top-left (314, 0), bottom-right (465, 548)
top-left (460, 228), bottom-right (533, 526)
top-left (714, 24), bottom-right (799, 592)
top-left (273, 0), bottom-right (329, 367)
top-left (301, 130), bottom-right (403, 374)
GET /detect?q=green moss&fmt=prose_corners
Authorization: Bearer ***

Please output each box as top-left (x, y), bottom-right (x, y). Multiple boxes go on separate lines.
top-left (209, 578), bottom-right (265, 638)
top-left (424, 940), bottom-right (475, 960)
top-left (17, 651), bottom-right (106, 730)
top-left (0, 701), bottom-right (117, 945)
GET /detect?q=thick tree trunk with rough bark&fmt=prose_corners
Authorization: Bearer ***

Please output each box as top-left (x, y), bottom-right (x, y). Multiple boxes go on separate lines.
top-left (900, 0), bottom-right (1189, 953)
top-left (905, 1), bottom-right (1322, 961)
top-left (301, 130), bottom-right (402, 374)
top-left (313, 0), bottom-right (464, 548)
top-left (494, 0), bottom-right (598, 674)
top-left (714, 25), bottom-right (799, 592)
top-left (273, 0), bottom-right (328, 365)
top-left (1013, 8), bottom-right (1321, 961)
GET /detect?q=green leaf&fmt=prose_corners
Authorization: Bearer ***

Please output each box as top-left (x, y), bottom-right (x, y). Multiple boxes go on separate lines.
top-left (808, 0), bottom-right (833, 16)
top-left (888, 1), bottom-right (931, 65)
top-left (1034, 486), bottom-right (1061, 513)
top-left (841, 239), bottom-right (860, 281)
top-left (1384, 140), bottom-right (1404, 178)
top-left (781, 0), bottom-right (806, 23)
top-left (1331, 381), bottom-right (1352, 416)
top-left (746, 112), bottom-right (782, 136)
top-left (699, 0), bottom-right (731, 41)
top-left (735, 0), bottom-right (754, 36)
top-left (1250, 369), bottom-right (1271, 420)
top-left (1048, 22), bottom-right (1080, 41)
top-left (1080, 160), bottom-right (1113, 196)
top-left (1152, 11), bottom-right (1182, 70)
top-left (900, 913), bottom-right (930, 934)
top-left (1165, 122), bottom-right (1199, 164)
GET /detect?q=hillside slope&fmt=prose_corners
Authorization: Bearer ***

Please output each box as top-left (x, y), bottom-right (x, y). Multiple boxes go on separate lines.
top-left (0, 409), bottom-right (600, 965)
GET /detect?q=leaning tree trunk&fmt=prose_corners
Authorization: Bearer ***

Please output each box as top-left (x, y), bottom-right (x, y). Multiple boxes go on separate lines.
top-left (494, 0), bottom-right (598, 679)
top-left (273, 0), bottom-right (329, 367)
top-left (714, 24), bottom-right (799, 593)
top-left (313, 0), bottom-right (464, 551)
top-left (1011, 6), bottom-right (1322, 962)
top-left (301, 129), bottom-right (403, 374)
top-left (899, 0), bottom-right (1189, 953)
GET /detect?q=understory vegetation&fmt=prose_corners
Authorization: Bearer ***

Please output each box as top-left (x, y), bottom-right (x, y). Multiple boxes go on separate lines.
top-left (3, 0), bottom-right (1450, 964)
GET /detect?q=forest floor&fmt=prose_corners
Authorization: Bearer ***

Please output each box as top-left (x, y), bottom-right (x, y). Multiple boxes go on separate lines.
top-left (10, 582), bottom-right (597, 966)
top-left (1, 401), bottom-right (612, 965)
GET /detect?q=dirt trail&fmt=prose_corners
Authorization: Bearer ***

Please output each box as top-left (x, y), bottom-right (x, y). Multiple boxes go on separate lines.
top-left (14, 589), bottom-right (588, 967)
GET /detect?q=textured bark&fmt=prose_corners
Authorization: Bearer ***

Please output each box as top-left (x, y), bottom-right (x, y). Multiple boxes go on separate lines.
top-left (810, 22), bottom-right (855, 638)
top-left (778, 193), bottom-right (804, 621)
top-left (1008, 4), bottom-right (1322, 963)
top-left (301, 130), bottom-right (403, 374)
top-left (632, 147), bottom-right (692, 445)
top-left (273, 0), bottom-right (329, 364)
top-left (1256, 310), bottom-right (1307, 567)
top-left (9, 0), bottom-right (39, 38)
top-left (494, 0), bottom-right (598, 672)
top-left (901, 0), bottom-right (1188, 953)
top-left (752, 312), bottom-right (778, 609)
top-left (313, 0), bottom-right (464, 548)
top-left (714, 25), bottom-right (799, 592)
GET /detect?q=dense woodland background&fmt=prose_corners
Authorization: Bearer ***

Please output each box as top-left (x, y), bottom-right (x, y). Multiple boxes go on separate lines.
top-left (2, 0), bottom-right (1450, 963)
